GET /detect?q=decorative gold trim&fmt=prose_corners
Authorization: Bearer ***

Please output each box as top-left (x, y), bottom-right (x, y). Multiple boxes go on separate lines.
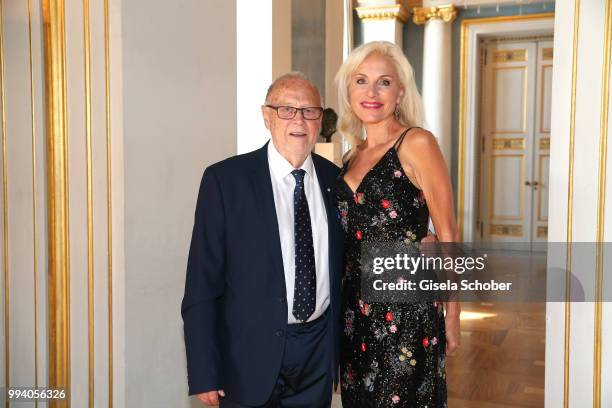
top-left (457, 17), bottom-right (467, 239)
top-left (492, 137), bottom-right (525, 150)
top-left (543, 47), bottom-right (554, 60)
top-left (459, 14), bottom-right (555, 27)
top-left (540, 64), bottom-right (553, 134)
top-left (27, 0), bottom-right (39, 399)
top-left (457, 13), bottom-right (554, 240)
top-left (104, 0), bottom-right (113, 404)
top-left (537, 154), bottom-right (549, 222)
top-left (355, 4), bottom-right (408, 23)
top-left (42, 0), bottom-right (71, 401)
top-left (537, 225), bottom-right (547, 238)
top-left (540, 137), bottom-right (550, 150)
top-left (488, 154), bottom-right (525, 221)
top-left (483, 34), bottom-right (553, 44)
top-left (489, 224), bottom-right (522, 236)
top-left (564, 2), bottom-right (580, 407)
top-left (356, 0), bottom-right (421, 4)
top-left (491, 66), bottom-right (528, 134)
top-left (412, 5), bottom-right (456, 25)
top-left (593, 1), bottom-right (611, 406)
top-left (0, 0), bottom-right (9, 402)
top-left (82, 0), bottom-right (95, 406)
top-left (493, 49), bottom-right (527, 63)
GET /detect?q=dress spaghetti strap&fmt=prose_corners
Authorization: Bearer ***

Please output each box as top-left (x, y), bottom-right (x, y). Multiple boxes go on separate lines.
top-left (393, 126), bottom-right (419, 150)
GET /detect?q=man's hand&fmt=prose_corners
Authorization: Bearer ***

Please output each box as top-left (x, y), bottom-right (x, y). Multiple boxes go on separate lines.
top-left (196, 390), bottom-right (225, 406)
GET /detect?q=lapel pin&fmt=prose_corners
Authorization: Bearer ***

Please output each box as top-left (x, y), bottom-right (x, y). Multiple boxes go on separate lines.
top-left (327, 187), bottom-right (331, 192)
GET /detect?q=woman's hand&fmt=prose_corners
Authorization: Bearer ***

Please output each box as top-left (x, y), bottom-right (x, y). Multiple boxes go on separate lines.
top-left (444, 302), bottom-right (461, 355)
top-left (420, 232), bottom-right (437, 243)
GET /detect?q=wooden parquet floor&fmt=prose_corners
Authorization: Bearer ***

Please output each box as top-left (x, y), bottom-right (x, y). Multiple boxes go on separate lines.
top-left (447, 302), bottom-right (546, 408)
top-left (332, 302), bottom-right (546, 407)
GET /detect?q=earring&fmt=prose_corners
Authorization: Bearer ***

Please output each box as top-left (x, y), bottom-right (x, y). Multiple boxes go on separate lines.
top-left (394, 104), bottom-right (400, 119)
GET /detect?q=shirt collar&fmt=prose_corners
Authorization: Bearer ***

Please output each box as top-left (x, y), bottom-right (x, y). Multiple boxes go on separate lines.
top-left (267, 140), bottom-right (314, 182)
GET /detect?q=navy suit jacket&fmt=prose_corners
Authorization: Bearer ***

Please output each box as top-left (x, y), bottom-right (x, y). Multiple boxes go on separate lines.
top-left (181, 142), bottom-right (344, 405)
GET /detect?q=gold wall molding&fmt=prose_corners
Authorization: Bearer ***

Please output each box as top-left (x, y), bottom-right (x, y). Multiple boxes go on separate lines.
top-left (563, 2), bottom-right (580, 406)
top-left (488, 154), bottom-right (525, 221)
top-left (537, 154), bottom-right (549, 222)
top-left (492, 137), bottom-right (525, 150)
top-left (489, 224), bottom-right (522, 236)
top-left (355, 4), bottom-right (409, 23)
top-left (493, 49), bottom-right (527, 63)
top-left (27, 0), bottom-right (40, 393)
top-left (82, 0), bottom-right (95, 405)
top-left (537, 225), bottom-right (547, 238)
top-left (483, 34), bottom-right (553, 44)
top-left (356, 0), bottom-right (419, 4)
top-left (593, 0), bottom-right (611, 406)
top-left (103, 0), bottom-right (114, 403)
top-left (539, 64), bottom-right (553, 134)
top-left (412, 5), bottom-right (456, 25)
top-left (543, 47), bottom-right (554, 60)
top-left (42, 0), bottom-right (71, 402)
top-left (0, 0), bottom-right (9, 398)
top-left (491, 66), bottom-right (528, 134)
top-left (540, 137), bottom-right (550, 150)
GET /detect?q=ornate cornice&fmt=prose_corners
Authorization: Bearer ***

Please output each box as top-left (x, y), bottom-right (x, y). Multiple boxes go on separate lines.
top-left (355, 4), bottom-right (409, 23)
top-left (412, 4), bottom-right (457, 25)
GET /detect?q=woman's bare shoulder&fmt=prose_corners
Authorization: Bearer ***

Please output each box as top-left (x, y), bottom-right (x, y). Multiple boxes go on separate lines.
top-left (404, 127), bottom-right (437, 149)
top-left (399, 127), bottom-right (441, 161)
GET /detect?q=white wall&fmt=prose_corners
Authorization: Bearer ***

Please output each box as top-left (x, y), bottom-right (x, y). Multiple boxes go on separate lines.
top-left (1, 1), bottom-right (127, 406)
top-left (546, 0), bottom-right (611, 407)
top-left (121, 0), bottom-right (237, 407)
top-left (0, 1), bottom-right (47, 405)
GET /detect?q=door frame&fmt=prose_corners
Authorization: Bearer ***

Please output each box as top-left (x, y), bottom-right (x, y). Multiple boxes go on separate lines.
top-left (478, 38), bottom-right (553, 244)
top-left (457, 13), bottom-right (555, 242)
top-left (478, 40), bottom-right (536, 243)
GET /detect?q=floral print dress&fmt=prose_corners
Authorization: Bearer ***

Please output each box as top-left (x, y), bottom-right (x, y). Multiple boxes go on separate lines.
top-left (337, 127), bottom-right (447, 408)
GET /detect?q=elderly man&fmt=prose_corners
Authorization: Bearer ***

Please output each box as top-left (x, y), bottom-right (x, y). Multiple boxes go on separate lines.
top-left (181, 73), bottom-right (343, 407)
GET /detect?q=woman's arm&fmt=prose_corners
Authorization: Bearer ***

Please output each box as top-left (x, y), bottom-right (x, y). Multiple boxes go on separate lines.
top-left (399, 129), bottom-right (457, 242)
top-left (398, 128), bottom-right (461, 354)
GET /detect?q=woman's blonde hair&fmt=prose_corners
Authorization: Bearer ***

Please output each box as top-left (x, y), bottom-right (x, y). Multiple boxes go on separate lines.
top-left (335, 41), bottom-right (424, 162)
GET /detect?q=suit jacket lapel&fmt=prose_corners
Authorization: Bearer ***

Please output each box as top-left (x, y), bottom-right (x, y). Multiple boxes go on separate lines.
top-left (250, 143), bottom-right (287, 291)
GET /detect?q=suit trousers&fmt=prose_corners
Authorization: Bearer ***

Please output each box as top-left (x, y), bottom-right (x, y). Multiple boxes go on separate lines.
top-left (220, 309), bottom-right (333, 408)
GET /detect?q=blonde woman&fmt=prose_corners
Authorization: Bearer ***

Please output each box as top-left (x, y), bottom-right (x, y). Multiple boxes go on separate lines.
top-left (335, 41), bottom-right (460, 407)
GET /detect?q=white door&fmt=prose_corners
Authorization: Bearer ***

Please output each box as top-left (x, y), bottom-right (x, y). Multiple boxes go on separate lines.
top-left (532, 41), bottom-right (553, 242)
top-left (478, 39), bottom-right (552, 244)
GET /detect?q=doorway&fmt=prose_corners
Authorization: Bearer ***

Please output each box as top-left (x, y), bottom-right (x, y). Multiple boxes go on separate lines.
top-left (446, 34), bottom-right (552, 408)
top-left (477, 37), bottom-right (553, 244)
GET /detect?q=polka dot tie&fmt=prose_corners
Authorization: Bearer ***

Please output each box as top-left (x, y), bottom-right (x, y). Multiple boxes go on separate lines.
top-left (291, 169), bottom-right (316, 322)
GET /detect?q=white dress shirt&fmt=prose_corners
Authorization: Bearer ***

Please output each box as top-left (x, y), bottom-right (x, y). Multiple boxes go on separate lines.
top-left (267, 141), bottom-right (330, 324)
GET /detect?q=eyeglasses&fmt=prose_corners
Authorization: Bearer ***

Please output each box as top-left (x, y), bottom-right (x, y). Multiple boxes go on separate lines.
top-left (265, 105), bottom-right (324, 120)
